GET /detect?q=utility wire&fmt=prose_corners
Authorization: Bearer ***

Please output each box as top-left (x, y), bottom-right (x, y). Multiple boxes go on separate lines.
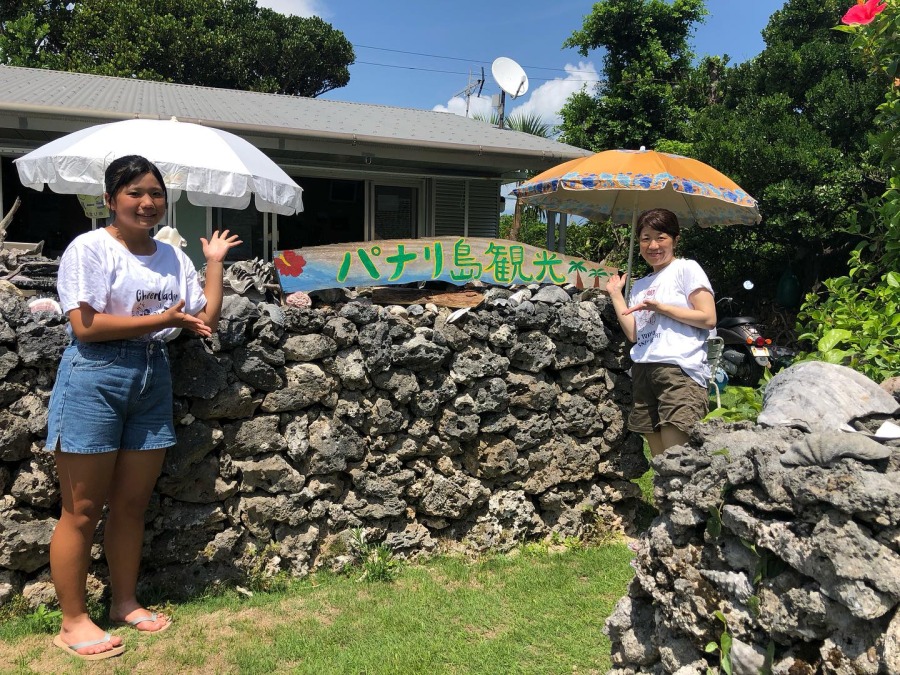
top-left (353, 56), bottom-right (675, 86)
top-left (353, 60), bottom-right (604, 83)
top-left (354, 43), bottom-right (599, 76)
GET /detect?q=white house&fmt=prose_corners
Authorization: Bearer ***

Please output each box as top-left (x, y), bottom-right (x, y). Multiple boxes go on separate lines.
top-left (0, 65), bottom-right (588, 266)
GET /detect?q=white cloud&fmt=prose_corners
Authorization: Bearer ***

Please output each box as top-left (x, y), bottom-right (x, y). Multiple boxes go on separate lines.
top-left (508, 61), bottom-right (599, 127)
top-left (433, 61), bottom-right (598, 130)
top-left (432, 94), bottom-right (493, 119)
top-left (255, 0), bottom-right (326, 18)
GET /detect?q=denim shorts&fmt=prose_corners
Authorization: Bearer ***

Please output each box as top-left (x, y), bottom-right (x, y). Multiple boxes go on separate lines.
top-left (629, 362), bottom-right (709, 435)
top-left (45, 339), bottom-right (176, 454)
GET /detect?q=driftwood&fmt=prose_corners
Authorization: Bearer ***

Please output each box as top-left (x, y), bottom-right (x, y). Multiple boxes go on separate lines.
top-left (371, 287), bottom-right (484, 308)
top-left (0, 197), bottom-right (21, 244)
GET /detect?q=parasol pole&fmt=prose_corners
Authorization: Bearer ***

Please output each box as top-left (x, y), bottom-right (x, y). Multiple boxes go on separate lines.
top-left (624, 199), bottom-right (638, 301)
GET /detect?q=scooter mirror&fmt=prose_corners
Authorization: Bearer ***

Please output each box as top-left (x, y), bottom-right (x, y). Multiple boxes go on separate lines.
top-left (743, 280), bottom-right (755, 291)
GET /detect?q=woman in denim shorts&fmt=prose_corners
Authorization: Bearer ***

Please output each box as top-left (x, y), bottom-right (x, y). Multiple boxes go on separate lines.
top-left (44, 155), bottom-right (240, 660)
top-left (606, 209), bottom-right (716, 456)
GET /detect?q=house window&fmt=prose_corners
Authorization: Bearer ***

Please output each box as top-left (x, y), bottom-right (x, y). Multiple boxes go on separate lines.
top-left (373, 184), bottom-right (418, 240)
top-left (275, 177), bottom-right (365, 250)
top-left (214, 207), bottom-right (261, 262)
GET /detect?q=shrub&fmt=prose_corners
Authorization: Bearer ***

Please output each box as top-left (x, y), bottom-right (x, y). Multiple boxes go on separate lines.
top-left (796, 252), bottom-right (900, 381)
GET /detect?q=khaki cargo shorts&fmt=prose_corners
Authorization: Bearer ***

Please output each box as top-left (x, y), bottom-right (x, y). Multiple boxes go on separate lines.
top-left (628, 362), bottom-right (709, 435)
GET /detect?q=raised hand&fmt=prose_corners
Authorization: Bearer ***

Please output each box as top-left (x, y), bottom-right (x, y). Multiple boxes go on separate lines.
top-left (200, 229), bottom-right (243, 264)
top-left (606, 272), bottom-right (627, 297)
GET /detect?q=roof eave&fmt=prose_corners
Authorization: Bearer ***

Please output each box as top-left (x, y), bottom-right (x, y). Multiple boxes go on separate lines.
top-left (0, 100), bottom-right (589, 171)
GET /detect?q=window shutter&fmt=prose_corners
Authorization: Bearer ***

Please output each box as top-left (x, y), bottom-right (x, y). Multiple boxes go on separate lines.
top-left (434, 180), bottom-right (466, 236)
top-left (466, 181), bottom-right (501, 238)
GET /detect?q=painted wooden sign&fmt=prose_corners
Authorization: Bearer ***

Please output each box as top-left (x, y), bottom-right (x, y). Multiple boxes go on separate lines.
top-left (273, 237), bottom-right (616, 293)
top-left (76, 194), bottom-right (109, 219)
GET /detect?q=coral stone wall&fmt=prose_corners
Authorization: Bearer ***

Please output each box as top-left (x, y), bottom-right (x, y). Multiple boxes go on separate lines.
top-left (0, 284), bottom-right (647, 603)
top-left (607, 414), bottom-right (900, 675)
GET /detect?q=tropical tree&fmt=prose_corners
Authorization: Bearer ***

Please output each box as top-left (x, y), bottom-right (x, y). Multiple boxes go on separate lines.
top-left (551, 0), bottom-right (707, 281)
top-left (473, 111), bottom-right (553, 138)
top-left (554, 0), bottom-right (885, 307)
top-left (682, 0), bottom-right (885, 297)
top-left (795, 0), bottom-right (900, 381)
top-left (557, 0), bottom-right (707, 151)
top-left (0, 0), bottom-right (354, 97)
top-left (502, 112), bottom-right (553, 138)
top-left (0, 0), bottom-right (68, 68)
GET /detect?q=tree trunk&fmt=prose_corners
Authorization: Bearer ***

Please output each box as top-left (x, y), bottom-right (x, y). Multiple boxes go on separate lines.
top-left (509, 196), bottom-right (523, 242)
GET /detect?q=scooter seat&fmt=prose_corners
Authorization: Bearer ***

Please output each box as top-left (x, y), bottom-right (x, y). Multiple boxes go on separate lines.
top-left (717, 316), bottom-right (758, 329)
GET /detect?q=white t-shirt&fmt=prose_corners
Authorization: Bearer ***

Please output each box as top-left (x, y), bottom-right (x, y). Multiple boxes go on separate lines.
top-left (57, 228), bottom-right (207, 342)
top-left (628, 258), bottom-right (713, 386)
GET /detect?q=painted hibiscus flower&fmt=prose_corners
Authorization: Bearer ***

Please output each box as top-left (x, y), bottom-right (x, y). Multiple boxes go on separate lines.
top-left (274, 250), bottom-right (306, 277)
top-left (841, 0), bottom-right (887, 25)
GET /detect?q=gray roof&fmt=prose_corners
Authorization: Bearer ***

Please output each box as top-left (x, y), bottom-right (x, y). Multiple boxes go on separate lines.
top-left (0, 65), bottom-right (589, 176)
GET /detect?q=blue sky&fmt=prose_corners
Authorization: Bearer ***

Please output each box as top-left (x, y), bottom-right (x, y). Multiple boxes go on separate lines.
top-left (257, 0), bottom-right (790, 124)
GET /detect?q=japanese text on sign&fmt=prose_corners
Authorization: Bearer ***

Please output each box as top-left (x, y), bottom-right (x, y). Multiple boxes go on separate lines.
top-left (274, 237), bottom-right (616, 293)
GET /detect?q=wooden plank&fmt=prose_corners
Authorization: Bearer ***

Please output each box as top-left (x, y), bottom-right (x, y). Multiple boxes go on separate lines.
top-left (371, 287), bottom-right (484, 308)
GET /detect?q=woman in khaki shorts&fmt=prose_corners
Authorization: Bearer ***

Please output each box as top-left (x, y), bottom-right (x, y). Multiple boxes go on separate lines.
top-left (606, 208), bottom-right (716, 456)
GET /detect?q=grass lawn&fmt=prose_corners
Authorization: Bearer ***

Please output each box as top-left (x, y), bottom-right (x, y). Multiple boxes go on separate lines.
top-left (0, 543), bottom-right (634, 675)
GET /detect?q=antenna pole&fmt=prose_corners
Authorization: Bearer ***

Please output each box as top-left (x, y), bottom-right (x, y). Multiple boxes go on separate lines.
top-left (454, 68), bottom-right (486, 118)
top-left (497, 91), bottom-right (506, 128)
top-left (464, 69), bottom-right (473, 117)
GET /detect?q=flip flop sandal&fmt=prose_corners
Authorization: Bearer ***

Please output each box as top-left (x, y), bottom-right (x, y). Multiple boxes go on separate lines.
top-left (53, 633), bottom-right (125, 661)
top-left (113, 612), bottom-right (172, 634)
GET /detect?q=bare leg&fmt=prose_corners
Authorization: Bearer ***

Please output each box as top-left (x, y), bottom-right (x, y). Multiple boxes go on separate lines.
top-left (646, 426), bottom-right (690, 456)
top-left (52, 451), bottom-right (124, 656)
top-left (645, 431), bottom-right (665, 457)
top-left (660, 425), bottom-right (689, 452)
top-left (106, 448), bottom-right (170, 631)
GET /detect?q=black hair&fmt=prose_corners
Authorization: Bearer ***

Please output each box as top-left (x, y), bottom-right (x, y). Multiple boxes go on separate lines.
top-left (104, 155), bottom-right (167, 204)
top-left (636, 208), bottom-right (680, 239)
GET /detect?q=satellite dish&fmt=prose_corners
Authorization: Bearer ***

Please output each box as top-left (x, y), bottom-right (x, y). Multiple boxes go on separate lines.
top-left (491, 57), bottom-right (529, 129)
top-left (491, 57), bottom-right (529, 98)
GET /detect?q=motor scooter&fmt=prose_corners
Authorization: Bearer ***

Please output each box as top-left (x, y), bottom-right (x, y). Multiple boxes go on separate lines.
top-left (714, 281), bottom-right (773, 387)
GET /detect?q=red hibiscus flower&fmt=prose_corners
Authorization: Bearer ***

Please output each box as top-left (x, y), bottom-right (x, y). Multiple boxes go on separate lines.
top-left (842, 0), bottom-right (887, 25)
top-left (274, 250), bottom-right (306, 277)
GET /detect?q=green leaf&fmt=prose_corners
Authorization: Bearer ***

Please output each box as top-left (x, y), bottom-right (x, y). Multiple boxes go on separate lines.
top-left (722, 655), bottom-right (733, 675)
top-left (721, 631), bottom-right (733, 654)
top-left (819, 329), bottom-right (853, 352)
top-left (747, 595), bottom-right (761, 617)
top-left (707, 507), bottom-right (722, 538)
top-left (823, 349), bottom-right (850, 365)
